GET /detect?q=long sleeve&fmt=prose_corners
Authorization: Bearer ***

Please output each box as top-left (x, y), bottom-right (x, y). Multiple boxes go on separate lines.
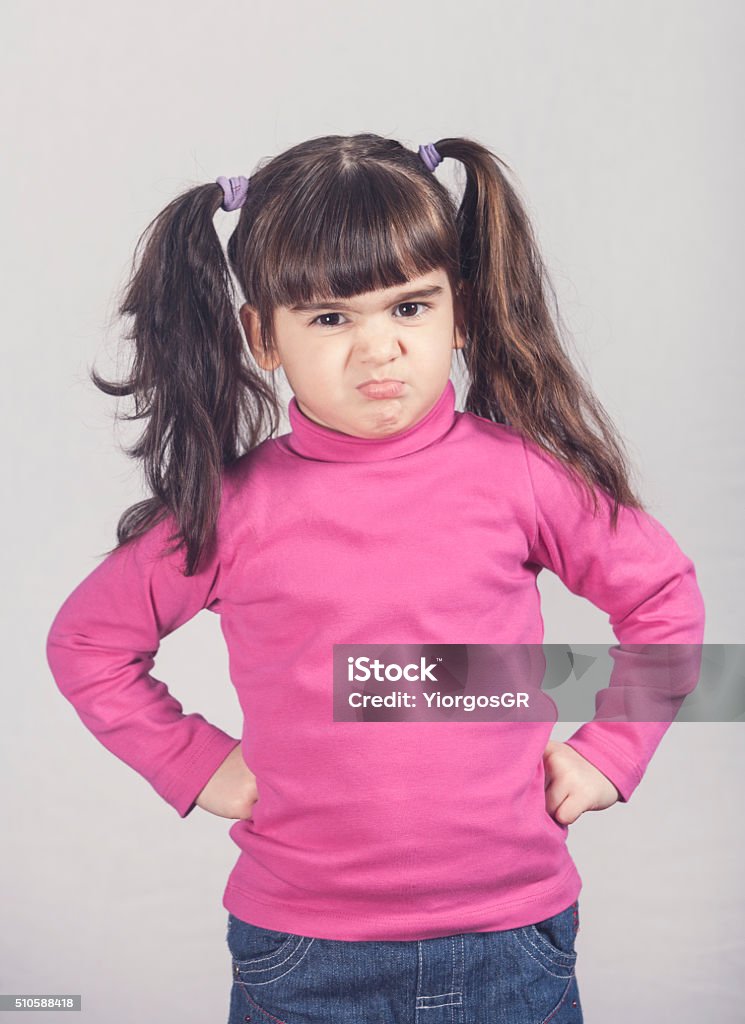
top-left (45, 515), bottom-right (241, 817)
top-left (521, 437), bottom-right (706, 802)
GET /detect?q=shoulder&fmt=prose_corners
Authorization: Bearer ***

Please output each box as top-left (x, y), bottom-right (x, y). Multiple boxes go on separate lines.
top-left (222, 433), bottom-right (289, 487)
top-left (449, 412), bottom-right (539, 519)
top-left (453, 409), bottom-right (537, 482)
top-left (460, 412), bottom-right (581, 480)
top-left (217, 434), bottom-right (296, 536)
top-left (455, 409), bottom-right (528, 454)
top-left (459, 411), bottom-right (566, 471)
top-left (456, 410), bottom-right (595, 511)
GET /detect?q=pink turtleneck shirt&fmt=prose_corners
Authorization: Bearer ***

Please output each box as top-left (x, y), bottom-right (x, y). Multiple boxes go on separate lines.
top-left (46, 379), bottom-right (705, 940)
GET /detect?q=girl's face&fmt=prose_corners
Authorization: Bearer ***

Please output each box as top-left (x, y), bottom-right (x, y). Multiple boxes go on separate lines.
top-left (239, 268), bottom-right (467, 439)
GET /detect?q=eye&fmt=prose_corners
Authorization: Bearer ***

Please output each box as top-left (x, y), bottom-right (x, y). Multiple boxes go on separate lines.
top-left (394, 301), bottom-right (430, 319)
top-left (309, 302), bottom-right (431, 328)
top-left (311, 312), bottom-right (346, 328)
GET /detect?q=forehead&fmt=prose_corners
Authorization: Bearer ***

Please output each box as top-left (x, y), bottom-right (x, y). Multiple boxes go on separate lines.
top-left (343, 269), bottom-right (450, 301)
top-left (287, 269), bottom-right (452, 314)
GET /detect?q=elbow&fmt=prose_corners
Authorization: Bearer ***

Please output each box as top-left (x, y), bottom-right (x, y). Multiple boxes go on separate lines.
top-left (46, 617), bottom-right (71, 696)
top-left (612, 560), bottom-right (706, 644)
top-left (665, 563), bottom-right (706, 644)
top-left (674, 561), bottom-right (706, 644)
top-left (45, 603), bottom-right (82, 698)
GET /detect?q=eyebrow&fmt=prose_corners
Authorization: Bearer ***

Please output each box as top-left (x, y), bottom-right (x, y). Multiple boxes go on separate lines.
top-left (290, 284), bottom-right (444, 313)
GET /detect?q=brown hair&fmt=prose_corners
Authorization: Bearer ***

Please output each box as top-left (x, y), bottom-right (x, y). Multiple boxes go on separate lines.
top-left (92, 133), bottom-right (645, 575)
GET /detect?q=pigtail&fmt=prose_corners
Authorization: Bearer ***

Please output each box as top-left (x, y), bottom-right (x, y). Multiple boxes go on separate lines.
top-left (90, 183), bottom-right (278, 576)
top-left (434, 138), bottom-right (645, 528)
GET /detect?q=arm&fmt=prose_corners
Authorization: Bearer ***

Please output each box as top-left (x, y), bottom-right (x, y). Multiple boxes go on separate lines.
top-left (46, 514), bottom-right (241, 818)
top-left (522, 437), bottom-right (706, 803)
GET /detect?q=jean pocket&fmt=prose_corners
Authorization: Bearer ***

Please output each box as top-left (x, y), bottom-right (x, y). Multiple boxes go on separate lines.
top-left (227, 913), bottom-right (314, 985)
top-left (512, 902), bottom-right (578, 977)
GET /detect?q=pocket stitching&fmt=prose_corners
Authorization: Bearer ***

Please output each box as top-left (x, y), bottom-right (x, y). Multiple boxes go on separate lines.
top-left (230, 934), bottom-right (298, 967)
top-left (524, 923), bottom-right (577, 965)
top-left (227, 915), bottom-right (299, 966)
top-left (511, 922), bottom-right (577, 977)
top-left (232, 936), bottom-right (315, 986)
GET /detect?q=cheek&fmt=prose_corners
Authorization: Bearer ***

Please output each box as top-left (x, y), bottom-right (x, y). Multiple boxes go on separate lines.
top-left (284, 359), bottom-right (336, 401)
top-left (304, 351), bottom-right (346, 386)
top-left (420, 342), bottom-right (456, 371)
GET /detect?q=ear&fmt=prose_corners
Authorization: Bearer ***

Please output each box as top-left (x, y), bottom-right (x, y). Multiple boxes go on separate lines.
top-left (239, 303), bottom-right (282, 372)
top-left (453, 280), bottom-right (471, 350)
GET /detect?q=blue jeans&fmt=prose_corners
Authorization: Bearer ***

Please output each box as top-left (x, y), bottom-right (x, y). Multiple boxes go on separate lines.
top-left (226, 900), bottom-right (582, 1023)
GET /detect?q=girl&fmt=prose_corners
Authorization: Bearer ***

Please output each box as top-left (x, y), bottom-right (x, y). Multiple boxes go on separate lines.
top-left (46, 133), bottom-right (705, 1023)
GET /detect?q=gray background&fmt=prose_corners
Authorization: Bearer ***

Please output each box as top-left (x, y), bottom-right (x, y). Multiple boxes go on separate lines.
top-left (2, 1), bottom-right (743, 1020)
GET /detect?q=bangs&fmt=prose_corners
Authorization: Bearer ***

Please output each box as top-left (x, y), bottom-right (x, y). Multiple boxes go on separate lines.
top-left (254, 163), bottom-right (458, 311)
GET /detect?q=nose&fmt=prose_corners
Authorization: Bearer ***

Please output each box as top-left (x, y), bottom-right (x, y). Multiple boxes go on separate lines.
top-left (354, 325), bottom-right (403, 365)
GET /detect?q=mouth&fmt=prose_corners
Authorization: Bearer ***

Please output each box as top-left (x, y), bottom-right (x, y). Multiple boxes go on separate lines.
top-left (356, 379), bottom-right (406, 400)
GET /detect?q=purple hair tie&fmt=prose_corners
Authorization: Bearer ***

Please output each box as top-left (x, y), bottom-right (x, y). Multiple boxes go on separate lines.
top-left (216, 175), bottom-right (249, 211)
top-left (418, 142), bottom-right (443, 172)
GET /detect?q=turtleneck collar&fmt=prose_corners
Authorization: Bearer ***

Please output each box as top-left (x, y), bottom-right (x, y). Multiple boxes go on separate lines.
top-left (282, 379), bottom-right (457, 463)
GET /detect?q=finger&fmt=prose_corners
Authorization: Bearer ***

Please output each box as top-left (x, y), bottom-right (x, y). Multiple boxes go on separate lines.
top-left (544, 781), bottom-right (569, 818)
top-left (552, 794), bottom-right (583, 826)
